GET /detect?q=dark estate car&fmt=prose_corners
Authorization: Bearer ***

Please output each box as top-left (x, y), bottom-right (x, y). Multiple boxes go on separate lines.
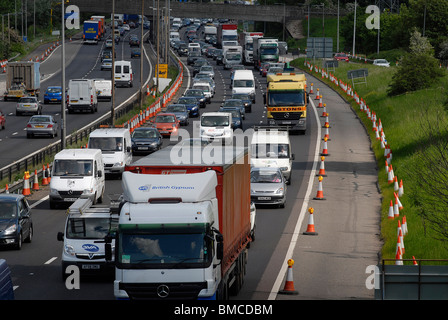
top-left (131, 127), bottom-right (163, 155)
top-left (0, 194), bottom-right (33, 250)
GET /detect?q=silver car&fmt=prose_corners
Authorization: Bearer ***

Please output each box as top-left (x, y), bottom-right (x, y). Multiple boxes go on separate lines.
top-left (250, 167), bottom-right (287, 208)
top-left (101, 58), bottom-right (113, 70)
top-left (26, 115), bottom-right (58, 138)
top-left (16, 96), bottom-right (42, 116)
top-left (199, 65), bottom-right (215, 79)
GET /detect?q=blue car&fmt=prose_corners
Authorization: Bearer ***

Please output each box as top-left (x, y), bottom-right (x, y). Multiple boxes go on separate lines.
top-left (177, 96), bottom-right (200, 118)
top-left (0, 194), bottom-right (33, 250)
top-left (44, 86), bottom-right (62, 104)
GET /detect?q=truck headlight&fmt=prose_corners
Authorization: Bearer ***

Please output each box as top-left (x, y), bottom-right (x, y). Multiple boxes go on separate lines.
top-left (280, 167), bottom-right (288, 171)
top-left (50, 188), bottom-right (60, 196)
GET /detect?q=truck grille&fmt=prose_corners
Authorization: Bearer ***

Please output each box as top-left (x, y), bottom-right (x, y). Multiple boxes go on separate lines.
top-left (272, 112), bottom-right (302, 120)
top-left (119, 282), bottom-right (207, 300)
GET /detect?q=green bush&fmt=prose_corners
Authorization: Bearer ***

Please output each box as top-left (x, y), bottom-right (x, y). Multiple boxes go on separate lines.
top-left (387, 53), bottom-right (444, 96)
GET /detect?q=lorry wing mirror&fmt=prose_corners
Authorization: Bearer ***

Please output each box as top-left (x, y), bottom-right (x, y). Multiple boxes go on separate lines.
top-left (127, 146), bottom-right (131, 153)
top-left (57, 232), bottom-right (64, 241)
top-left (97, 170), bottom-right (103, 178)
top-left (104, 234), bottom-right (113, 262)
top-left (291, 153), bottom-right (295, 160)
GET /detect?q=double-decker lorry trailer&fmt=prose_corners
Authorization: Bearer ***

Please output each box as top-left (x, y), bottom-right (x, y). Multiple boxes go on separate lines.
top-left (265, 72), bottom-right (308, 134)
top-left (83, 20), bottom-right (100, 44)
top-left (253, 37), bottom-right (279, 70)
top-left (217, 23), bottom-right (238, 48)
top-left (238, 31), bottom-right (263, 65)
top-left (107, 146), bottom-right (252, 300)
top-left (4, 62), bottom-right (40, 100)
top-left (90, 16), bottom-right (105, 39)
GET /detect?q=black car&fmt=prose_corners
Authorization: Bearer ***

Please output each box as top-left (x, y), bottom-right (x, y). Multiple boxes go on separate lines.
top-left (184, 89), bottom-right (207, 108)
top-left (0, 194), bottom-right (33, 250)
top-left (231, 93), bottom-right (252, 113)
top-left (177, 43), bottom-right (189, 56)
top-left (192, 59), bottom-right (210, 76)
top-left (187, 51), bottom-right (201, 65)
top-left (215, 50), bottom-right (224, 65)
top-left (129, 35), bottom-right (140, 47)
top-left (130, 127), bottom-right (163, 155)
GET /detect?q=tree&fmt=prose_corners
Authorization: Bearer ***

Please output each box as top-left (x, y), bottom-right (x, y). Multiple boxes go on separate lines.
top-left (387, 30), bottom-right (444, 96)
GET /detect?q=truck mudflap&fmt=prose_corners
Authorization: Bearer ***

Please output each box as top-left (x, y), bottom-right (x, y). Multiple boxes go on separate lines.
top-left (118, 281), bottom-right (208, 300)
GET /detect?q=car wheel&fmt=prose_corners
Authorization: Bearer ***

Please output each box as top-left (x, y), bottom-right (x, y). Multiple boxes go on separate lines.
top-left (25, 225), bottom-right (33, 243)
top-left (14, 232), bottom-right (22, 250)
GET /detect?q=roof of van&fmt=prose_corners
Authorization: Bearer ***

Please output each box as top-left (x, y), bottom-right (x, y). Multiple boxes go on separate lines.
top-left (54, 148), bottom-right (102, 159)
top-left (233, 70), bottom-right (254, 79)
top-left (89, 128), bottom-right (130, 138)
top-left (252, 129), bottom-right (290, 144)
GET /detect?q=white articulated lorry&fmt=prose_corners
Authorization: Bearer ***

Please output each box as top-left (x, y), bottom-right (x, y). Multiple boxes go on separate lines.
top-left (106, 146), bottom-right (252, 300)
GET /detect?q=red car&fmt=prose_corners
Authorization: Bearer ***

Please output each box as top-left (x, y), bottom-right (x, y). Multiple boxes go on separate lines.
top-left (0, 110), bottom-right (6, 130)
top-left (334, 53), bottom-right (349, 62)
top-left (152, 113), bottom-right (180, 137)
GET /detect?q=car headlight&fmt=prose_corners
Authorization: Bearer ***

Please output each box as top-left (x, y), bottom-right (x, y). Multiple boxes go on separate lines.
top-left (150, 141), bottom-right (159, 146)
top-left (4, 224), bottom-right (17, 235)
top-left (275, 187), bottom-right (284, 195)
top-left (64, 244), bottom-right (75, 256)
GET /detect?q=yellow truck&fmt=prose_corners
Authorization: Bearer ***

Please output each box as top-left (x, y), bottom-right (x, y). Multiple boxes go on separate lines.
top-left (264, 72), bottom-right (307, 134)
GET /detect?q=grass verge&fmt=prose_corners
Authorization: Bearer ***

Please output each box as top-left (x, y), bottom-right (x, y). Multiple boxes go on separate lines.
top-left (291, 57), bottom-right (448, 263)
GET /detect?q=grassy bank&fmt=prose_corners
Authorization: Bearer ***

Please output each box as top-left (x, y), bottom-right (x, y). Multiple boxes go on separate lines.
top-left (291, 57), bottom-right (448, 263)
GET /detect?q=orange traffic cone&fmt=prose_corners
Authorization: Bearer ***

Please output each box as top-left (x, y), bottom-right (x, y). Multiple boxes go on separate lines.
top-left (395, 240), bottom-right (403, 265)
top-left (323, 126), bottom-right (330, 141)
top-left (317, 156), bottom-right (327, 176)
top-left (398, 179), bottom-right (404, 197)
top-left (318, 95), bottom-right (323, 108)
top-left (388, 200), bottom-right (394, 219)
top-left (321, 137), bottom-right (329, 156)
top-left (42, 165), bottom-right (49, 185)
top-left (387, 165), bottom-right (394, 184)
top-left (32, 170), bottom-right (39, 191)
top-left (315, 88), bottom-right (320, 100)
top-left (22, 171), bottom-right (31, 196)
top-left (303, 207), bottom-right (318, 235)
top-left (146, 85), bottom-right (150, 96)
top-left (5, 184), bottom-right (9, 194)
top-left (323, 114), bottom-right (330, 128)
top-left (309, 83), bottom-right (314, 94)
top-left (321, 103), bottom-right (327, 117)
top-left (412, 256), bottom-right (418, 265)
top-left (393, 197), bottom-right (399, 218)
top-left (278, 259), bottom-right (299, 295)
top-left (313, 176), bottom-right (326, 200)
top-left (398, 221), bottom-right (405, 254)
top-left (402, 216), bottom-right (408, 236)
top-left (394, 192), bottom-right (403, 211)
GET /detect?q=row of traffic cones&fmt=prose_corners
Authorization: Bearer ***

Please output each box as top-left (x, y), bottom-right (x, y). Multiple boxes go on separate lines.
top-left (20, 164), bottom-right (51, 196)
top-left (279, 85), bottom-right (333, 294)
top-left (305, 59), bottom-right (418, 266)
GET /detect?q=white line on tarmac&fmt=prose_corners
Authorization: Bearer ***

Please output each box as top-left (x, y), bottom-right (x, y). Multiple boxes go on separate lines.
top-left (267, 97), bottom-right (322, 300)
top-left (44, 257), bottom-right (58, 265)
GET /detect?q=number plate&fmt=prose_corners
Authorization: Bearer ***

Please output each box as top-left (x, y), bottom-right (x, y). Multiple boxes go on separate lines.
top-left (64, 198), bottom-right (77, 202)
top-left (258, 197), bottom-right (271, 200)
top-left (160, 131), bottom-right (168, 133)
top-left (138, 147), bottom-right (149, 150)
top-left (82, 264), bottom-right (100, 270)
top-left (282, 121), bottom-right (292, 124)
top-left (35, 125), bottom-right (44, 128)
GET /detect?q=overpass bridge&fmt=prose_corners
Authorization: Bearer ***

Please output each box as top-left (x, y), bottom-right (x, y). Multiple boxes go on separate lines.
top-left (70, 0), bottom-right (306, 23)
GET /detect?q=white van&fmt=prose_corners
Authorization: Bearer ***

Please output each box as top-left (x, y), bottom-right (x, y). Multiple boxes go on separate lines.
top-left (67, 79), bottom-right (98, 113)
top-left (94, 79), bottom-right (112, 101)
top-left (114, 60), bottom-right (133, 88)
top-left (49, 149), bottom-right (105, 209)
top-left (188, 43), bottom-right (201, 52)
top-left (232, 69), bottom-right (256, 103)
top-left (192, 81), bottom-right (213, 103)
top-left (57, 197), bottom-right (118, 279)
top-left (250, 127), bottom-right (295, 184)
top-left (200, 112), bottom-right (233, 143)
top-left (88, 127), bottom-right (132, 176)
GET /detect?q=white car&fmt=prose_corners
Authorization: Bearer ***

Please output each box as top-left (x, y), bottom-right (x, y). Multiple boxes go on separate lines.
top-left (373, 59), bottom-right (390, 67)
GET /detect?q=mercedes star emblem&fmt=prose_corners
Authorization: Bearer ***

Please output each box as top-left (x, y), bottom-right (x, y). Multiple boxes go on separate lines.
top-left (157, 284), bottom-right (170, 298)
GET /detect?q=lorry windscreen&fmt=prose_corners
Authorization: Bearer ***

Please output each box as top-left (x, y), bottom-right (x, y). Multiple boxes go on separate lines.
top-left (118, 231), bottom-right (212, 268)
top-left (261, 47), bottom-right (278, 55)
top-left (268, 90), bottom-right (305, 106)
